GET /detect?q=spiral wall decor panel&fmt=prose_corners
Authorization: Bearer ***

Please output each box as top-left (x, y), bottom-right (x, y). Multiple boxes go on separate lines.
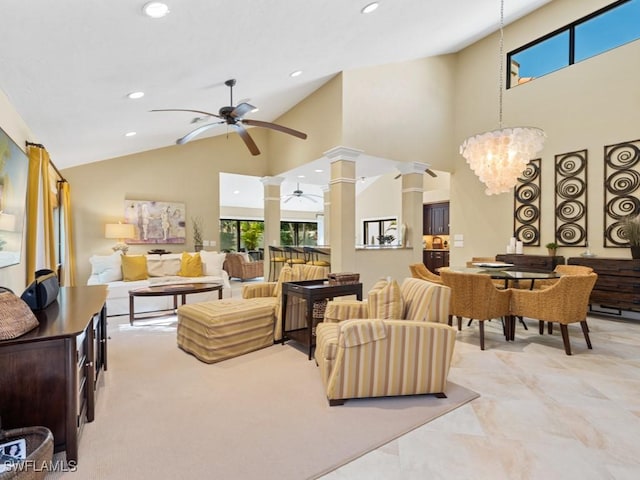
top-left (604, 139), bottom-right (640, 247)
top-left (513, 158), bottom-right (541, 246)
top-left (554, 150), bottom-right (588, 247)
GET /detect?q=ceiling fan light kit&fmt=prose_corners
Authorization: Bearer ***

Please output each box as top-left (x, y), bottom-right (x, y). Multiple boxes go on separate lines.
top-left (151, 79), bottom-right (308, 156)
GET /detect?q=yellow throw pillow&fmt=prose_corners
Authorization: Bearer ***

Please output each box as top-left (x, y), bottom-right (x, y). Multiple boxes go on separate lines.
top-left (179, 252), bottom-right (203, 277)
top-left (121, 255), bottom-right (148, 281)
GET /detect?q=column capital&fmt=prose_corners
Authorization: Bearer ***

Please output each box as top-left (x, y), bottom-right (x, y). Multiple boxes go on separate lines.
top-left (324, 146), bottom-right (363, 162)
top-left (260, 176), bottom-right (285, 186)
top-left (395, 161), bottom-right (430, 176)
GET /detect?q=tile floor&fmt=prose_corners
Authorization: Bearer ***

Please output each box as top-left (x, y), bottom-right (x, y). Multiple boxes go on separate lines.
top-left (319, 313), bottom-right (640, 479)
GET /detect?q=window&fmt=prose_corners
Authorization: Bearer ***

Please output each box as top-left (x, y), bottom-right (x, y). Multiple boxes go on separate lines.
top-left (508, 0), bottom-right (640, 88)
top-left (363, 218), bottom-right (397, 245)
top-left (220, 219), bottom-right (318, 251)
top-left (280, 221), bottom-right (318, 246)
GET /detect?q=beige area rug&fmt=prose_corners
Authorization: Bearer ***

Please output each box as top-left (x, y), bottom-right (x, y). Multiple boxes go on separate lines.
top-left (50, 316), bottom-right (478, 480)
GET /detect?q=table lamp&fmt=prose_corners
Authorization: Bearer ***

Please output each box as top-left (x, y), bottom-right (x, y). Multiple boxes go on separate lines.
top-left (105, 223), bottom-right (135, 254)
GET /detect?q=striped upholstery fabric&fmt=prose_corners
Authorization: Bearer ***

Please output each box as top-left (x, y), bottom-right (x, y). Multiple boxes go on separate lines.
top-left (324, 278), bottom-right (450, 325)
top-left (401, 278), bottom-right (451, 323)
top-left (315, 319), bottom-right (457, 402)
top-left (324, 300), bottom-right (370, 323)
top-left (242, 282), bottom-right (276, 299)
top-left (177, 298), bottom-right (276, 363)
top-left (367, 279), bottom-right (404, 319)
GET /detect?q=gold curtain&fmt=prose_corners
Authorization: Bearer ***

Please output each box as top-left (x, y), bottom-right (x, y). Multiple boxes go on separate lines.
top-left (26, 145), bottom-right (56, 284)
top-left (60, 181), bottom-right (76, 286)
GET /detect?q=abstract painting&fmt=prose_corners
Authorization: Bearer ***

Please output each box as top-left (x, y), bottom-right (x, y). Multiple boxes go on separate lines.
top-left (124, 199), bottom-right (186, 244)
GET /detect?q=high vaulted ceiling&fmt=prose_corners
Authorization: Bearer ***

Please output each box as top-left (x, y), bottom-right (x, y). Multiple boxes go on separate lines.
top-left (0, 0), bottom-right (551, 171)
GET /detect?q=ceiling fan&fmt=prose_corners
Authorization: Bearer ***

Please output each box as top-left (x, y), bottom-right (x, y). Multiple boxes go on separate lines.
top-left (151, 79), bottom-right (307, 156)
top-left (394, 168), bottom-right (438, 180)
top-left (282, 183), bottom-right (323, 203)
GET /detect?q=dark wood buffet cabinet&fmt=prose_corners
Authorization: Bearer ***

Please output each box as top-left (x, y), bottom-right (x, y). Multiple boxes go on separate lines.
top-left (0, 286), bottom-right (108, 464)
top-left (568, 257), bottom-right (640, 314)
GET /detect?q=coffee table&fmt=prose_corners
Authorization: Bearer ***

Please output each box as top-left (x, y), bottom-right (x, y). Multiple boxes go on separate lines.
top-left (128, 283), bottom-right (223, 325)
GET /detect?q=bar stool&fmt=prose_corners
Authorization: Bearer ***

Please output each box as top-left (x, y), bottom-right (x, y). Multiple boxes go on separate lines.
top-left (284, 246), bottom-right (307, 266)
top-left (304, 246), bottom-right (331, 268)
top-left (268, 246), bottom-right (288, 281)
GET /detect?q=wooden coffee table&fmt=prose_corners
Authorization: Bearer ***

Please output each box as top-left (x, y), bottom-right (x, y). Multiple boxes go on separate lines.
top-left (128, 283), bottom-right (223, 325)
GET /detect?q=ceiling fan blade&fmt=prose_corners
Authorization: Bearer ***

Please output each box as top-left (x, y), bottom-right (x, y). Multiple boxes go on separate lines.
top-left (394, 168), bottom-right (438, 180)
top-left (283, 196), bottom-right (293, 204)
top-left (241, 119), bottom-right (307, 140)
top-left (176, 122), bottom-right (224, 144)
top-left (151, 108), bottom-right (222, 119)
top-left (300, 195), bottom-right (318, 203)
top-left (232, 123), bottom-right (260, 155)
top-left (230, 102), bottom-right (256, 119)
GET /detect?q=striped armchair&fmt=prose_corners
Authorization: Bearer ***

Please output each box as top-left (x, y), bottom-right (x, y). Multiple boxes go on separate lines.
top-left (315, 278), bottom-right (456, 405)
top-left (241, 263), bottom-right (329, 341)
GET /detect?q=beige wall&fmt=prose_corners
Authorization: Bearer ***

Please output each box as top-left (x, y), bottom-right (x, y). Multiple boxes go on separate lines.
top-left (450, 0), bottom-right (640, 265)
top-left (64, 130), bottom-right (269, 283)
top-left (341, 55), bottom-right (457, 170)
top-left (355, 173), bottom-right (402, 245)
top-left (0, 90), bottom-right (34, 291)
top-left (268, 74), bottom-right (344, 172)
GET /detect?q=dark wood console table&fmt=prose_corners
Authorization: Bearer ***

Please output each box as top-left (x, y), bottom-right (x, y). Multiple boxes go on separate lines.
top-left (281, 280), bottom-right (362, 360)
top-left (568, 257), bottom-right (640, 315)
top-left (0, 285), bottom-right (108, 464)
top-left (495, 254), bottom-right (565, 271)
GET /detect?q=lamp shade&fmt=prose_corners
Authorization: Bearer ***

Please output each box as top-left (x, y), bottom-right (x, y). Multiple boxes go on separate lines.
top-left (105, 223), bottom-right (135, 240)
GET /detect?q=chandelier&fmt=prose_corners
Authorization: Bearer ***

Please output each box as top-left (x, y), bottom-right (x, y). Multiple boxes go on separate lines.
top-left (459, 0), bottom-right (546, 195)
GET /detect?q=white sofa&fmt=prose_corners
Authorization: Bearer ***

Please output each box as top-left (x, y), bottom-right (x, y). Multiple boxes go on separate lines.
top-left (87, 251), bottom-right (231, 316)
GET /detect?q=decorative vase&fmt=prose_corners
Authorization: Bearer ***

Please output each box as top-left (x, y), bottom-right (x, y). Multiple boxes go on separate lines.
top-left (631, 246), bottom-right (640, 259)
top-left (195, 244), bottom-right (203, 252)
top-left (548, 248), bottom-right (557, 256)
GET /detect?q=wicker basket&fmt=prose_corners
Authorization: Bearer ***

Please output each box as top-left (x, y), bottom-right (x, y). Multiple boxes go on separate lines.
top-left (0, 426), bottom-right (54, 480)
top-left (328, 272), bottom-right (360, 286)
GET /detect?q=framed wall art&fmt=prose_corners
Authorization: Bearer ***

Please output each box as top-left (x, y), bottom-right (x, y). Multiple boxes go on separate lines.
top-left (124, 199), bottom-right (186, 244)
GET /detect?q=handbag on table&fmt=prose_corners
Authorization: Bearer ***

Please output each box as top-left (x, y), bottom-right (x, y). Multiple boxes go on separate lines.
top-left (21, 269), bottom-right (60, 311)
top-left (0, 287), bottom-right (39, 341)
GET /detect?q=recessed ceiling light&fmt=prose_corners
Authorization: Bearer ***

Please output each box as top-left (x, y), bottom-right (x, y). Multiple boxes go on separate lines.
top-left (361, 2), bottom-right (379, 14)
top-left (125, 132), bottom-right (137, 137)
top-left (233, 190), bottom-right (240, 195)
top-left (314, 169), bottom-right (324, 173)
top-left (127, 91), bottom-right (145, 99)
top-left (297, 175), bottom-right (305, 179)
top-left (290, 70), bottom-right (303, 78)
top-left (142, 2), bottom-right (170, 18)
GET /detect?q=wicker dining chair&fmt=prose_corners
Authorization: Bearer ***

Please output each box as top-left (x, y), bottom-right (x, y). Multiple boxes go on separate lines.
top-left (408, 263), bottom-right (444, 285)
top-left (509, 273), bottom-right (597, 355)
top-left (439, 270), bottom-right (512, 350)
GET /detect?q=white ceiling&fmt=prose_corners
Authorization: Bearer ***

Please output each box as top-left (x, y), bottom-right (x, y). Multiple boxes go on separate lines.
top-left (0, 0), bottom-right (551, 174)
top-left (2, 1), bottom-right (552, 212)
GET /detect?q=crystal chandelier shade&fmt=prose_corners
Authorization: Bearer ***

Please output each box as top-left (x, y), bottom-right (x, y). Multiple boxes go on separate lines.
top-left (460, 126), bottom-right (546, 195)
top-left (460, 0), bottom-right (546, 195)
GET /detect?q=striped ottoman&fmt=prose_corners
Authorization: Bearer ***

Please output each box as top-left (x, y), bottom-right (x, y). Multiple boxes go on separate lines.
top-left (177, 298), bottom-right (276, 363)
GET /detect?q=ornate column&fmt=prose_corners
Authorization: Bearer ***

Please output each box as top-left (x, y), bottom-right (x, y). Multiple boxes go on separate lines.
top-left (325, 146), bottom-right (362, 273)
top-left (396, 162), bottom-right (429, 262)
top-left (260, 176), bottom-right (284, 279)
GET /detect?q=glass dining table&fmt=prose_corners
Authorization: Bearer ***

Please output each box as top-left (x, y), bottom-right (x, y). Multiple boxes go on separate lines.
top-left (439, 264), bottom-right (560, 290)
